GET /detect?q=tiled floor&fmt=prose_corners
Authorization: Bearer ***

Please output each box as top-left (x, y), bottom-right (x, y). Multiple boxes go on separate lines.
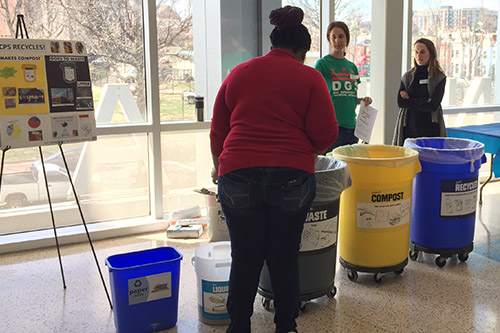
top-left (1, 181), bottom-right (499, 333)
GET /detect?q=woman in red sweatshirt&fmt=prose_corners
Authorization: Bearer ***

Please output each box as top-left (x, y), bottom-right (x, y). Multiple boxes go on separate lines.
top-left (210, 6), bottom-right (338, 333)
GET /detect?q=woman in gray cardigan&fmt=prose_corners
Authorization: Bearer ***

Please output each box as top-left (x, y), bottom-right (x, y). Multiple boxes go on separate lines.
top-left (392, 38), bottom-right (447, 146)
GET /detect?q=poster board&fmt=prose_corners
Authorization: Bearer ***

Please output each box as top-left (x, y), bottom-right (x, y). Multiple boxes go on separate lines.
top-left (0, 38), bottom-right (97, 149)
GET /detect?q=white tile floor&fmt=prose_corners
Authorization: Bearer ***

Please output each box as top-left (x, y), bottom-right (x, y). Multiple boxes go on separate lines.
top-left (1, 180), bottom-right (499, 333)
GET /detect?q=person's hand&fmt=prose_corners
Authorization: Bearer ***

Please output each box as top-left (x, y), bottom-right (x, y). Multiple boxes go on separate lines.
top-left (361, 96), bottom-right (372, 105)
top-left (400, 91), bottom-right (409, 99)
top-left (211, 167), bottom-right (218, 184)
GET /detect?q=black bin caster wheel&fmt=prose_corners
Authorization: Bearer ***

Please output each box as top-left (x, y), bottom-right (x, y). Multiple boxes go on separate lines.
top-left (327, 286), bottom-right (337, 299)
top-left (435, 256), bottom-right (447, 268)
top-left (458, 252), bottom-right (469, 262)
top-left (347, 270), bottom-right (358, 282)
top-left (299, 301), bottom-right (307, 312)
top-left (262, 297), bottom-right (271, 310)
top-left (409, 250), bottom-right (418, 261)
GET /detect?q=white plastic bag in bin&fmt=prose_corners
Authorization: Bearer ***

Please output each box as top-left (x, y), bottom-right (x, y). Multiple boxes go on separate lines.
top-left (196, 188), bottom-right (230, 242)
top-left (315, 155), bottom-right (351, 202)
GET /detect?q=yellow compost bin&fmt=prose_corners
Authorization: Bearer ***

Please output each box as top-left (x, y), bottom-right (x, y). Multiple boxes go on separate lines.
top-left (331, 144), bottom-right (420, 283)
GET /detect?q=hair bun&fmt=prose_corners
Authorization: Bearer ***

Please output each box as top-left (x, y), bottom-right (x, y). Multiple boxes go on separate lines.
top-left (269, 6), bottom-right (304, 28)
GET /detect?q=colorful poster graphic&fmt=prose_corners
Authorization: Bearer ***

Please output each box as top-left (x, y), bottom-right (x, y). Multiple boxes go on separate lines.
top-left (0, 38), bottom-right (97, 149)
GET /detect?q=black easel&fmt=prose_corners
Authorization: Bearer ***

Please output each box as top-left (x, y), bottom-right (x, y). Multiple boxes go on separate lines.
top-left (15, 14), bottom-right (29, 39)
top-left (5, 14), bottom-right (113, 309)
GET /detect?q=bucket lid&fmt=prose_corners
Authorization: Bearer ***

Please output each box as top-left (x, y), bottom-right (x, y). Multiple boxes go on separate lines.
top-left (194, 241), bottom-right (231, 260)
top-left (331, 144), bottom-right (419, 168)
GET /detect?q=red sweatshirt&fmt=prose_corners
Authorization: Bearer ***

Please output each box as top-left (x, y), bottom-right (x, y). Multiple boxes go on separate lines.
top-left (210, 49), bottom-right (338, 176)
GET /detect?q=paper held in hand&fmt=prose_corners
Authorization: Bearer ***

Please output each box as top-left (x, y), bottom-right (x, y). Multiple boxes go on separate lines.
top-left (354, 102), bottom-right (378, 143)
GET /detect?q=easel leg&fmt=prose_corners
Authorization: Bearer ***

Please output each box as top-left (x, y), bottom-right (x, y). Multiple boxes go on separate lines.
top-left (58, 143), bottom-right (113, 309)
top-left (39, 146), bottom-right (67, 288)
top-left (0, 146), bottom-right (12, 205)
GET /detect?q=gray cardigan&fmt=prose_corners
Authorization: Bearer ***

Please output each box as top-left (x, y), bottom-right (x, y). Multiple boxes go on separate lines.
top-left (392, 70), bottom-right (447, 146)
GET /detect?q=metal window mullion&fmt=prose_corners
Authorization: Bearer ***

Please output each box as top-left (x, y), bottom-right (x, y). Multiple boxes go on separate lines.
top-left (143, 0), bottom-right (163, 219)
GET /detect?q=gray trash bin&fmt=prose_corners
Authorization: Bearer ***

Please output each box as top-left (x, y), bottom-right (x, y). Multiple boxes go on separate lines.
top-left (257, 155), bottom-right (351, 311)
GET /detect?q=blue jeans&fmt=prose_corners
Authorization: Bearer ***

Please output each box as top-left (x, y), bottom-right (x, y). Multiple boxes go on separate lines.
top-left (324, 126), bottom-right (358, 153)
top-left (218, 167), bottom-right (316, 333)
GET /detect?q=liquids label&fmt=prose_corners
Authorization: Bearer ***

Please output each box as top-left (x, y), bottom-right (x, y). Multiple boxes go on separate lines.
top-left (201, 280), bottom-right (229, 320)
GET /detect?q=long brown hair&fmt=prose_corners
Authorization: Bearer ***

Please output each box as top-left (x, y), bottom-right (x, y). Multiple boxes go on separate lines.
top-left (412, 38), bottom-right (443, 78)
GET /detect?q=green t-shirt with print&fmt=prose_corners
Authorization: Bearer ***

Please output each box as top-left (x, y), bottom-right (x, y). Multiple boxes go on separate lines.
top-left (314, 55), bottom-right (361, 129)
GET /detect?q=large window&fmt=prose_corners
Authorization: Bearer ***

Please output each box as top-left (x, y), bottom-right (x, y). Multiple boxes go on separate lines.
top-left (161, 130), bottom-right (212, 214)
top-left (0, 0), bottom-right (151, 235)
top-left (3, 1), bottom-right (495, 240)
top-left (334, 0), bottom-right (372, 97)
top-left (412, 2), bottom-right (499, 111)
top-left (156, 0), bottom-right (195, 122)
top-left (283, 0), bottom-right (372, 101)
top-left (0, 135), bottom-right (149, 235)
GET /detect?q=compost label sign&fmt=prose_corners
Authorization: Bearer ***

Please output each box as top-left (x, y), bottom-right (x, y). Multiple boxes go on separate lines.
top-left (356, 186), bottom-right (411, 230)
top-left (128, 272), bottom-right (172, 305)
top-left (0, 38), bottom-right (96, 149)
top-left (301, 201), bottom-right (339, 252)
top-left (201, 280), bottom-right (229, 320)
top-left (440, 177), bottom-right (478, 219)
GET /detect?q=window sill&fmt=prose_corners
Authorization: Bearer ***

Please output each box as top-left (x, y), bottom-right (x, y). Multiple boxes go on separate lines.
top-left (0, 216), bottom-right (170, 254)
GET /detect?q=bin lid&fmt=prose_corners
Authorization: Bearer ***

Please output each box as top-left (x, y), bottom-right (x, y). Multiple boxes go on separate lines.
top-left (331, 144), bottom-right (419, 168)
top-left (404, 137), bottom-right (484, 165)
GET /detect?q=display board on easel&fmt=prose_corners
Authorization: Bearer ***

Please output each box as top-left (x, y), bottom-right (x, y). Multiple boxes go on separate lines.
top-left (0, 38), bottom-right (97, 149)
top-left (0, 16), bottom-right (111, 308)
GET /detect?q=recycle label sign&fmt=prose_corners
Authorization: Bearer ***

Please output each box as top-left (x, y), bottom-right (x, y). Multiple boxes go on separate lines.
top-left (0, 38), bottom-right (97, 149)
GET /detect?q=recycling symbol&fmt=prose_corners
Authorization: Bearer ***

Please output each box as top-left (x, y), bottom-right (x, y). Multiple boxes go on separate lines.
top-left (134, 279), bottom-right (142, 287)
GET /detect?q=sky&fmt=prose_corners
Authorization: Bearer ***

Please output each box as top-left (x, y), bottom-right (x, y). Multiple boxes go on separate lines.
top-left (412, 0), bottom-right (499, 11)
top-left (352, 0), bottom-right (500, 11)
top-left (350, 0), bottom-right (500, 21)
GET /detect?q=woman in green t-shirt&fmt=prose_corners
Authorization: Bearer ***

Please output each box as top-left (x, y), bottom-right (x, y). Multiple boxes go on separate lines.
top-left (314, 21), bottom-right (372, 153)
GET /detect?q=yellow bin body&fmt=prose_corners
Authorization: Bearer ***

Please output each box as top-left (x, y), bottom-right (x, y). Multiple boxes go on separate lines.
top-left (332, 144), bottom-right (421, 268)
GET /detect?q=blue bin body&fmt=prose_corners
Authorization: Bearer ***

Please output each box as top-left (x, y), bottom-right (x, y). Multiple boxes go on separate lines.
top-left (406, 138), bottom-right (485, 250)
top-left (106, 247), bottom-right (183, 333)
top-left (411, 159), bottom-right (482, 249)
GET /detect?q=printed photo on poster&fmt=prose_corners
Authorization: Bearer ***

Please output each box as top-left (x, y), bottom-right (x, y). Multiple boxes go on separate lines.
top-left (51, 115), bottom-right (78, 139)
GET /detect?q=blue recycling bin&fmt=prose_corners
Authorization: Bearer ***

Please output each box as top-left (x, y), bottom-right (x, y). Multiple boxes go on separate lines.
top-left (106, 247), bottom-right (183, 333)
top-left (404, 137), bottom-right (485, 267)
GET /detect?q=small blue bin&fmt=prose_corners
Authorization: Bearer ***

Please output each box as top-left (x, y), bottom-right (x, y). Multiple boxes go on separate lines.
top-left (404, 138), bottom-right (485, 266)
top-left (106, 247), bottom-right (183, 333)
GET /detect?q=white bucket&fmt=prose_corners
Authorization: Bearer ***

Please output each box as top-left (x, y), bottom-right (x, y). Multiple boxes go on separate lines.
top-left (191, 241), bottom-right (231, 325)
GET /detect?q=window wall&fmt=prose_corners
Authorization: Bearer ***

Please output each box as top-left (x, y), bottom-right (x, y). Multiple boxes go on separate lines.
top-left (156, 0), bottom-right (196, 122)
top-left (411, 1), bottom-right (500, 127)
top-left (0, 0), bottom-right (152, 235)
top-left (161, 129), bottom-right (212, 215)
top-left (0, 0), bottom-right (498, 240)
